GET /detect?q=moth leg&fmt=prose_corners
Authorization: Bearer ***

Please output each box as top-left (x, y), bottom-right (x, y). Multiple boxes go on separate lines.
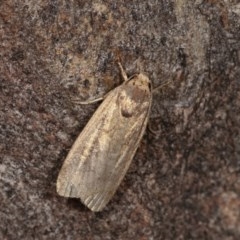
top-left (148, 80), bottom-right (173, 135)
top-left (117, 62), bottom-right (128, 82)
top-left (71, 62), bottom-right (128, 105)
top-left (71, 96), bottom-right (104, 105)
top-left (153, 80), bottom-right (172, 93)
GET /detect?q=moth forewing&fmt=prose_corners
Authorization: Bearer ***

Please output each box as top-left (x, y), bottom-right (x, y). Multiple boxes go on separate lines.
top-left (57, 71), bottom-right (152, 212)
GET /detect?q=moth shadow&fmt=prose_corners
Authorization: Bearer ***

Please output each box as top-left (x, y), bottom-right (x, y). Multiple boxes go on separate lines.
top-left (67, 198), bottom-right (89, 212)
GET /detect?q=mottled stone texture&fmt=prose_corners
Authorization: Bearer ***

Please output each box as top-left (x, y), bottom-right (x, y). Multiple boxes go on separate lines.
top-left (0, 0), bottom-right (240, 239)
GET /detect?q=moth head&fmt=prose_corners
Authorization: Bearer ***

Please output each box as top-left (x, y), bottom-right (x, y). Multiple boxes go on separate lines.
top-left (129, 73), bottom-right (151, 91)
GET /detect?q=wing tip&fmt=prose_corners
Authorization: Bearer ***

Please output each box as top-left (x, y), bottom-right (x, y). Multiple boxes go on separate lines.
top-left (56, 180), bottom-right (77, 198)
top-left (82, 191), bottom-right (113, 212)
top-left (57, 179), bottom-right (114, 212)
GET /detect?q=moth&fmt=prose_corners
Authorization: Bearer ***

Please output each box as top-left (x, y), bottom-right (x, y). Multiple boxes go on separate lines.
top-left (57, 63), bottom-right (152, 211)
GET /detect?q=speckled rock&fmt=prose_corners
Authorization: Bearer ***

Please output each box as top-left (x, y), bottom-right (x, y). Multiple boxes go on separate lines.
top-left (0, 1), bottom-right (240, 239)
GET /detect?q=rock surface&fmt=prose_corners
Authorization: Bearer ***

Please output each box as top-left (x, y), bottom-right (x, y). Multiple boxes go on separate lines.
top-left (0, 1), bottom-right (240, 239)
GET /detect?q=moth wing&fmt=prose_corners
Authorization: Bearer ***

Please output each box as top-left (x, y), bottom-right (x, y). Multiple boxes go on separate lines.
top-left (57, 83), bottom-right (151, 211)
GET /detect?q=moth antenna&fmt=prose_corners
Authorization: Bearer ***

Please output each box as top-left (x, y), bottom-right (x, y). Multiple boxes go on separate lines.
top-left (117, 62), bottom-right (128, 82)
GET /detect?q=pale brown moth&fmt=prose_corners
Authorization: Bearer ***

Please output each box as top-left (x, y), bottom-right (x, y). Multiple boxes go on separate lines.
top-left (57, 63), bottom-right (152, 211)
